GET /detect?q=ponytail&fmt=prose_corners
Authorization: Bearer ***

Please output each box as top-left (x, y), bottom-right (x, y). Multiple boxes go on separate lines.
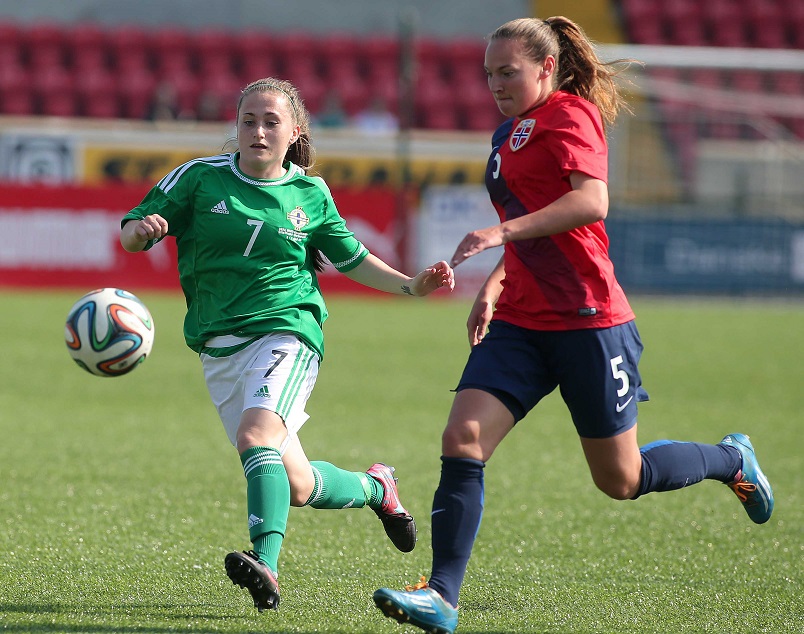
top-left (489, 17), bottom-right (640, 128)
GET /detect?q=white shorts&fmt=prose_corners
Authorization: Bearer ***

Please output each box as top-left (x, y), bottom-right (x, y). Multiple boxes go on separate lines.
top-left (200, 333), bottom-right (319, 451)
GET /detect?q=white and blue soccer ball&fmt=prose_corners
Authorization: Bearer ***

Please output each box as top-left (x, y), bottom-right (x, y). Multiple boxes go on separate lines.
top-left (65, 288), bottom-right (155, 377)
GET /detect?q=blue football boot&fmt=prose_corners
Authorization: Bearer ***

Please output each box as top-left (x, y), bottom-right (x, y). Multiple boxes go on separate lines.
top-left (719, 433), bottom-right (774, 524)
top-left (374, 578), bottom-right (458, 634)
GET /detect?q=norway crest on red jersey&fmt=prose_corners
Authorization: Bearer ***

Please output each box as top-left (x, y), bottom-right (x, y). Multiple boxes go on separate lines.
top-left (509, 118), bottom-right (535, 151)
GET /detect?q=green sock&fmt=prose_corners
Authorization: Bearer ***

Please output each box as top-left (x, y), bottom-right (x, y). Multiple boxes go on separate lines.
top-left (305, 461), bottom-right (381, 509)
top-left (240, 446), bottom-right (289, 574)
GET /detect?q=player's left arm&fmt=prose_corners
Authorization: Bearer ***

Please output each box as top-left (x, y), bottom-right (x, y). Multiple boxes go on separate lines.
top-left (451, 172), bottom-right (608, 266)
top-left (343, 253), bottom-right (454, 296)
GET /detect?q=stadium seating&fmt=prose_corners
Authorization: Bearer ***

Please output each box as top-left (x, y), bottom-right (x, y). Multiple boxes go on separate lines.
top-left (0, 59), bottom-right (33, 115)
top-left (0, 13), bottom-right (798, 136)
top-left (618, 0), bottom-right (803, 140)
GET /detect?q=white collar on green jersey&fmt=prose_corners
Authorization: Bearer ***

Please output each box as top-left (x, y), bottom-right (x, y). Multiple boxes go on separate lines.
top-left (230, 153), bottom-right (301, 187)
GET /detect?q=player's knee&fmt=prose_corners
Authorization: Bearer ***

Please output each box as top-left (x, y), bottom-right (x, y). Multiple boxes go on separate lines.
top-left (289, 488), bottom-right (310, 507)
top-left (592, 473), bottom-right (640, 500)
top-left (441, 421), bottom-right (481, 458)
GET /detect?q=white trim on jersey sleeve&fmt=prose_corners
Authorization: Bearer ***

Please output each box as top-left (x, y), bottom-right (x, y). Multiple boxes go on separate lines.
top-left (157, 154), bottom-right (231, 193)
top-left (329, 243), bottom-right (368, 270)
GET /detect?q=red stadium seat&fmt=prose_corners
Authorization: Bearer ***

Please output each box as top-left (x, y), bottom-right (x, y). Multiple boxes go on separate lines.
top-left (0, 91), bottom-right (34, 116)
top-left (320, 33), bottom-right (363, 78)
top-left (67, 24), bottom-right (110, 72)
top-left (239, 57), bottom-right (281, 84)
top-left (233, 30), bottom-right (275, 80)
top-left (152, 27), bottom-right (193, 74)
top-left (283, 57), bottom-right (320, 90)
top-left (197, 70), bottom-right (242, 114)
top-left (701, 0), bottom-right (748, 47)
top-left (621, 0), bottom-right (660, 24)
top-left (116, 66), bottom-right (157, 119)
top-left (194, 28), bottom-right (236, 76)
top-left (0, 61), bottom-right (33, 115)
top-left (788, 1), bottom-right (804, 47)
top-left (668, 19), bottom-right (708, 46)
top-left (752, 22), bottom-right (789, 49)
top-left (729, 70), bottom-right (765, 93)
top-left (627, 20), bottom-right (665, 45)
top-left (770, 71), bottom-right (803, 95)
top-left (292, 74), bottom-right (326, 114)
top-left (325, 70), bottom-right (369, 116)
top-left (452, 65), bottom-right (492, 123)
top-left (274, 31), bottom-right (321, 79)
top-left (710, 23), bottom-right (748, 48)
top-left (621, 0), bottom-right (664, 44)
top-left (0, 22), bottom-right (23, 64)
top-left (81, 91), bottom-right (121, 119)
top-left (25, 22), bottom-right (68, 70)
top-left (75, 65), bottom-right (119, 118)
top-left (662, 0), bottom-right (701, 21)
top-left (662, 0), bottom-right (705, 44)
top-left (419, 107), bottom-right (460, 131)
top-left (363, 35), bottom-right (400, 80)
top-left (444, 38), bottom-right (484, 80)
top-left (462, 104), bottom-right (505, 132)
top-left (160, 71), bottom-right (201, 114)
top-left (236, 35), bottom-right (281, 84)
top-left (37, 81), bottom-right (79, 117)
top-left (688, 68), bottom-right (724, 89)
top-left (414, 68), bottom-right (455, 128)
top-left (107, 25), bottom-right (152, 73)
top-left (415, 38), bottom-right (447, 82)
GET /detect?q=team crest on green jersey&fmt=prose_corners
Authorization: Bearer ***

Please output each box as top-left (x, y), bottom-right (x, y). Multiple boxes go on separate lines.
top-left (287, 207), bottom-right (309, 230)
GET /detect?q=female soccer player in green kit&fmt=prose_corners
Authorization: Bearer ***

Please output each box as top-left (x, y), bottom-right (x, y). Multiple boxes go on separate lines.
top-left (120, 77), bottom-right (455, 612)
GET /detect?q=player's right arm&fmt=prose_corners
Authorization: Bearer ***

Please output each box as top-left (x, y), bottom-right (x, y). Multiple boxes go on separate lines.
top-left (120, 214), bottom-right (169, 252)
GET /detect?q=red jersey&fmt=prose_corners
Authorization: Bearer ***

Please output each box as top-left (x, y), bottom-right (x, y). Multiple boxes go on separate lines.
top-left (486, 91), bottom-right (634, 331)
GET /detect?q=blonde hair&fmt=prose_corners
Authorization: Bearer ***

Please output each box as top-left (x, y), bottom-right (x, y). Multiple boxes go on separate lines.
top-left (488, 17), bottom-right (639, 128)
top-left (236, 77), bottom-right (316, 171)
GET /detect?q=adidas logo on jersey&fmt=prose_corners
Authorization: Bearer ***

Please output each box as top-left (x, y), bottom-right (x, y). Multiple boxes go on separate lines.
top-left (210, 200), bottom-right (229, 214)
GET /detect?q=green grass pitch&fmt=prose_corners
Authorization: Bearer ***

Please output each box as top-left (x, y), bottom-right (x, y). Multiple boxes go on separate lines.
top-left (0, 289), bottom-right (801, 633)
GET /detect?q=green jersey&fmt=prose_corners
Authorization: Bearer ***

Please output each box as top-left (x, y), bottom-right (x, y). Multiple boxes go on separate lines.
top-left (122, 152), bottom-right (369, 359)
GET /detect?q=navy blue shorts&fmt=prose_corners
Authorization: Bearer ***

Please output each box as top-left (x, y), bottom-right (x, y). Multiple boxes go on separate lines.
top-left (456, 320), bottom-right (649, 439)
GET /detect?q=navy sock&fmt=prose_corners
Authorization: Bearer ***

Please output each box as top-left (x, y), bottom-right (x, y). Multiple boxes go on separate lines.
top-left (428, 456), bottom-right (485, 608)
top-left (634, 440), bottom-right (742, 499)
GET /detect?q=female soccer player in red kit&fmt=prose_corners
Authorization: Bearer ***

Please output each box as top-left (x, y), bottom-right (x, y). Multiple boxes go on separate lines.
top-left (374, 16), bottom-right (774, 634)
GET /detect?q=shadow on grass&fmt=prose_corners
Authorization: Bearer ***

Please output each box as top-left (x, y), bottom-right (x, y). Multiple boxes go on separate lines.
top-left (0, 602), bottom-right (261, 633)
top-left (0, 603), bottom-right (571, 633)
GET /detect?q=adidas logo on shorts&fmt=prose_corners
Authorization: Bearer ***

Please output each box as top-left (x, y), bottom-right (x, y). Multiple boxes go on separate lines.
top-left (252, 385), bottom-right (271, 399)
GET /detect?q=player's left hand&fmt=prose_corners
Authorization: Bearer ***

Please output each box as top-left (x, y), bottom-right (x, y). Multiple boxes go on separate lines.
top-left (409, 260), bottom-right (455, 296)
top-left (451, 225), bottom-right (505, 267)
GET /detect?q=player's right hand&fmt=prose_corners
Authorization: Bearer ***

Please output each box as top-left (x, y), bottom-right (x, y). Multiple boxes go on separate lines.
top-left (134, 214), bottom-right (169, 241)
top-left (467, 296), bottom-right (494, 347)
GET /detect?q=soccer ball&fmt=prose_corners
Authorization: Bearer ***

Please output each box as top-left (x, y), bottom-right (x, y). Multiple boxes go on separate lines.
top-left (65, 288), bottom-right (155, 377)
